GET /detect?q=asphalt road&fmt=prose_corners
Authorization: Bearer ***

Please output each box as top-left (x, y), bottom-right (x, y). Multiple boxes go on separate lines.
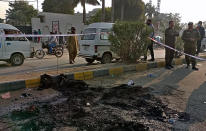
top-left (0, 49), bottom-right (165, 76)
top-left (1, 61), bottom-right (206, 130)
top-left (87, 61), bottom-right (206, 130)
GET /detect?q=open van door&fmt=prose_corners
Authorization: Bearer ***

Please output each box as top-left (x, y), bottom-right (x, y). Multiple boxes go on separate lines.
top-left (0, 30), bottom-right (3, 58)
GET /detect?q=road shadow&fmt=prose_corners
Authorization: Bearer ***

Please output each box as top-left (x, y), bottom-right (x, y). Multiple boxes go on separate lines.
top-left (173, 82), bottom-right (206, 130)
top-left (150, 67), bottom-right (193, 95)
top-left (0, 63), bottom-right (11, 68)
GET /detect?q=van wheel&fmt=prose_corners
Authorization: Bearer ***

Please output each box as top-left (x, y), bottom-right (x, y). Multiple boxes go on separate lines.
top-left (85, 58), bottom-right (95, 64)
top-left (10, 53), bottom-right (24, 66)
top-left (101, 53), bottom-right (112, 64)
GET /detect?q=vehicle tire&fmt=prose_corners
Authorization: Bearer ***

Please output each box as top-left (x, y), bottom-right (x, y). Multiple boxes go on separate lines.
top-left (55, 49), bottom-right (63, 58)
top-left (101, 53), bottom-right (112, 64)
top-left (10, 53), bottom-right (24, 66)
top-left (85, 58), bottom-right (95, 64)
top-left (35, 49), bottom-right (45, 59)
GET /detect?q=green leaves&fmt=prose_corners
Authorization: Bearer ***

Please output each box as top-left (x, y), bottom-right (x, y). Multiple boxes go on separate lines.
top-left (109, 21), bottom-right (151, 63)
top-left (87, 8), bottom-right (111, 24)
top-left (6, 1), bottom-right (37, 26)
top-left (42, 0), bottom-right (75, 14)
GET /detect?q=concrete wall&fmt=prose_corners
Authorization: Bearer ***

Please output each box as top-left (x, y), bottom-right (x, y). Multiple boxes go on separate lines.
top-left (32, 12), bottom-right (87, 42)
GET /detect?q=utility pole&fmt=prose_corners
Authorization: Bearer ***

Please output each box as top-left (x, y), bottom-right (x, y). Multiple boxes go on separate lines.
top-left (111, 0), bottom-right (115, 22)
top-left (157, 0), bottom-right (161, 13)
top-left (37, 0), bottom-right (39, 12)
top-left (101, 0), bottom-right (105, 22)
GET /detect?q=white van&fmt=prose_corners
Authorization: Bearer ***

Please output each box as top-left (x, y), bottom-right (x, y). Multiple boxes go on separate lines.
top-left (0, 23), bottom-right (33, 66)
top-left (79, 22), bottom-right (118, 64)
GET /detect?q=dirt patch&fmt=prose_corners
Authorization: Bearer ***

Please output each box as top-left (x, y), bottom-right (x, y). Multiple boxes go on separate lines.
top-left (3, 74), bottom-right (190, 131)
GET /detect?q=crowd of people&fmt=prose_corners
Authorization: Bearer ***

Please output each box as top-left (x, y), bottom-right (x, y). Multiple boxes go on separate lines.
top-left (145, 19), bottom-right (205, 71)
top-left (33, 19), bottom-right (205, 69)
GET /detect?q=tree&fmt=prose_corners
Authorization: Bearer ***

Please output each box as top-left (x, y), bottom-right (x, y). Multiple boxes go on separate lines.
top-left (109, 21), bottom-right (151, 63)
top-left (145, 2), bottom-right (158, 18)
top-left (73, 0), bottom-right (100, 24)
top-left (111, 0), bottom-right (115, 22)
top-left (87, 8), bottom-right (111, 24)
top-left (6, 1), bottom-right (37, 26)
top-left (42, 0), bottom-right (75, 14)
top-left (101, 0), bottom-right (105, 22)
top-left (113, 0), bottom-right (145, 21)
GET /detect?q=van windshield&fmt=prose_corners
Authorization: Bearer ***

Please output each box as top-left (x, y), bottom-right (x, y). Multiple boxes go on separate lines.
top-left (82, 28), bottom-right (96, 40)
top-left (4, 29), bottom-right (27, 41)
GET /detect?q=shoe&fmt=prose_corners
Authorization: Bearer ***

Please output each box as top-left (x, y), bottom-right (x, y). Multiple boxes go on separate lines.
top-left (169, 65), bottom-right (174, 68)
top-left (70, 61), bottom-right (73, 64)
top-left (149, 59), bottom-right (155, 62)
top-left (141, 58), bottom-right (147, 61)
top-left (192, 67), bottom-right (199, 71)
top-left (165, 66), bottom-right (172, 70)
top-left (185, 65), bottom-right (190, 69)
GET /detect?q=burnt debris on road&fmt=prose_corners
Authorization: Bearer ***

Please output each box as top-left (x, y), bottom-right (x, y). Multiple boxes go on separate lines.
top-left (3, 74), bottom-right (190, 131)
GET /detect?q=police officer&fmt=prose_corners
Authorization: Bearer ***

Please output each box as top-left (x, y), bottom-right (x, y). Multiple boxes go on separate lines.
top-left (196, 21), bottom-right (205, 55)
top-left (144, 19), bottom-right (155, 61)
top-left (165, 21), bottom-right (179, 69)
top-left (181, 22), bottom-right (200, 70)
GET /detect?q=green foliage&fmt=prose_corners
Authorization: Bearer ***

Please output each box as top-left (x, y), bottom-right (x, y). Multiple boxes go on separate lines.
top-left (87, 8), bottom-right (111, 24)
top-left (152, 13), bottom-right (182, 37)
top-left (109, 21), bottom-right (151, 63)
top-left (114, 0), bottom-right (145, 21)
top-left (42, 0), bottom-right (75, 14)
top-left (73, 0), bottom-right (100, 6)
top-left (6, 1), bottom-right (37, 26)
top-left (145, 2), bottom-right (158, 18)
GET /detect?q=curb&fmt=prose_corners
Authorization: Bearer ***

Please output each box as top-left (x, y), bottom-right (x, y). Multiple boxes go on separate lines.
top-left (0, 57), bottom-right (193, 93)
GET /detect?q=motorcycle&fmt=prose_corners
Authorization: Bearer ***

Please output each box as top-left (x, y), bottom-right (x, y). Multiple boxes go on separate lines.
top-left (35, 41), bottom-right (64, 59)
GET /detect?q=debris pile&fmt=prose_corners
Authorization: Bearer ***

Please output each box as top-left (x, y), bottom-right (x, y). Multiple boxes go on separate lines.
top-left (7, 74), bottom-right (190, 130)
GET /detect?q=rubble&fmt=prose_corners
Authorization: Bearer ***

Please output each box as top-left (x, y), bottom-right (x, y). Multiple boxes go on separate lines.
top-left (5, 74), bottom-right (190, 130)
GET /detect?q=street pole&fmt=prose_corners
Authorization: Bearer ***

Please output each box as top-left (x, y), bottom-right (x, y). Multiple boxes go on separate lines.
top-left (101, 0), bottom-right (105, 22)
top-left (37, 0), bottom-right (39, 12)
top-left (111, 0), bottom-right (115, 22)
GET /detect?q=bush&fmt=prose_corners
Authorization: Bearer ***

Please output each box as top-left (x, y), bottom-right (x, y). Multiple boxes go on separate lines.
top-left (109, 21), bottom-right (152, 63)
top-left (175, 37), bottom-right (184, 58)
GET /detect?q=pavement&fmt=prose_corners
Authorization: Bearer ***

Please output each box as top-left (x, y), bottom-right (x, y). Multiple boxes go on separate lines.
top-left (0, 62), bottom-right (206, 130)
top-left (86, 62), bottom-right (206, 130)
top-left (0, 48), bottom-right (165, 82)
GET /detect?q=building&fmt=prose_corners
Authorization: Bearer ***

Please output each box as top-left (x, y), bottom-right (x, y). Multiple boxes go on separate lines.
top-left (31, 12), bottom-right (86, 41)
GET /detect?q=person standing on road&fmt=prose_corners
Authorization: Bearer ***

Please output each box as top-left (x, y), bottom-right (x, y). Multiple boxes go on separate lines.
top-left (144, 19), bottom-right (155, 61)
top-left (66, 27), bottom-right (79, 64)
top-left (196, 21), bottom-right (205, 55)
top-left (59, 32), bottom-right (64, 45)
top-left (165, 21), bottom-right (179, 69)
top-left (181, 22), bottom-right (200, 70)
top-left (38, 29), bottom-right (41, 43)
top-left (33, 30), bottom-right (38, 43)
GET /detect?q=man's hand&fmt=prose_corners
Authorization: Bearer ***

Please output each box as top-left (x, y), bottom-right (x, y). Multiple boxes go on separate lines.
top-left (190, 38), bottom-right (195, 41)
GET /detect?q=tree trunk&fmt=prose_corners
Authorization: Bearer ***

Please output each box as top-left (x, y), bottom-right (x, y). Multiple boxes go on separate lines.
top-left (82, 0), bottom-right (86, 24)
top-left (111, 0), bottom-right (115, 22)
top-left (120, 0), bottom-right (124, 21)
top-left (101, 0), bottom-right (105, 22)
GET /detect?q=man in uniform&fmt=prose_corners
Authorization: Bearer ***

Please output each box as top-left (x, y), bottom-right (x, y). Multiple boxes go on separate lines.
top-left (196, 21), bottom-right (205, 55)
top-left (181, 22), bottom-right (200, 70)
top-left (66, 27), bottom-right (79, 64)
top-left (144, 19), bottom-right (155, 61)
top-left (165, 21), bottom-right (179, 69)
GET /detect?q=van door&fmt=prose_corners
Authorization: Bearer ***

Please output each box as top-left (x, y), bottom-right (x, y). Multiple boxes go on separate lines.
top-left (0, 30), bottom-right (4, 58)
top-left (97, 29), bottom-right (111, 56)
top-left (4, 36), bottom-right (31, 59)
top-left (0, 36), bottom-right (3, 58)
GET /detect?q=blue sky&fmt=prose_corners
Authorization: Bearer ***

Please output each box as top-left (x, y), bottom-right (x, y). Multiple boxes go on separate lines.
top-left (0, 0), bottom-right (206, 23)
